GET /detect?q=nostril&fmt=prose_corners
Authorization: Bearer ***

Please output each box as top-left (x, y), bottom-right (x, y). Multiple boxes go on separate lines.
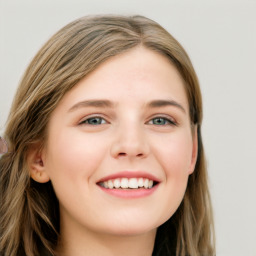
top-left (118, 152), bottom-right (144, 157)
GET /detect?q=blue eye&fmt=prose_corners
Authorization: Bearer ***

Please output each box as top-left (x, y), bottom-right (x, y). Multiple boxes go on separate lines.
top-left (80, 117), bottom-right (107, 125)
top-left (149, 117), bottom-right (176, 126)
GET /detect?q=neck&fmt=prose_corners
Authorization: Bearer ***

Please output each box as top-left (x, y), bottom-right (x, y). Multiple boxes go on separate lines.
top-left (56, 223), bottom-right (156, 256)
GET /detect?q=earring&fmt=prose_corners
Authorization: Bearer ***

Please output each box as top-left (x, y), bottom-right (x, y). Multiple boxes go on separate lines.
top-left (0, 136), bottom-right (8, 154)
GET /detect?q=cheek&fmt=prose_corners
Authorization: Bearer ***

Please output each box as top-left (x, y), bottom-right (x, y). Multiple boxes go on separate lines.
top-left (151, 133), bottom-right (193, 221)
top-left (156, 133), bottom-right (193, 178)
top-left (43, 131), bottom-right (109, 215)
top-left (45, 130), bottom-right (108, 182)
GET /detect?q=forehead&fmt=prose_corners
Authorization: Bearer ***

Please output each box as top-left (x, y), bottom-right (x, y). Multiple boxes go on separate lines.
top-left (56, 47), bottom-right (189, 112)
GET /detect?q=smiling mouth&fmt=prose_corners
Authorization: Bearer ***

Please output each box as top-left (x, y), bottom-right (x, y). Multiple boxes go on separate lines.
top-left (97, 177), bottom-right (158, 189)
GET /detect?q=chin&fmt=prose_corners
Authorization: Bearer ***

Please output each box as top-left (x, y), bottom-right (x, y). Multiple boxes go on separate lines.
top-left (97, 217), bottom-right (161, 237)
top-left (105, 226), bottom-right (157, 237)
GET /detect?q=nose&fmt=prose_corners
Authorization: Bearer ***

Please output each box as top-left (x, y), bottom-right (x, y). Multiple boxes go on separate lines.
top-left (110, 124), bottom-right (149, 160)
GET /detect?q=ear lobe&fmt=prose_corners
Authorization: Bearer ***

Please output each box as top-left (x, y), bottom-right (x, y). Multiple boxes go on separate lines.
top-left (27, 146), bottom-right (50, 183)
top-left (188, 126), bottom-right (198, 175)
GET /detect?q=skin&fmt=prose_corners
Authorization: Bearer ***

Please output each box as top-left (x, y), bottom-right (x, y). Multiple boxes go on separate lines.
top-left (29, 46), bottom-right (198, 256)
top-left (0, 137), bottom-right (8, 154)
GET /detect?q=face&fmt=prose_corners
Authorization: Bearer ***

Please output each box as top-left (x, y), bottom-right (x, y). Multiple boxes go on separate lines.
top-left (40, 47), bottom-right (197, 237)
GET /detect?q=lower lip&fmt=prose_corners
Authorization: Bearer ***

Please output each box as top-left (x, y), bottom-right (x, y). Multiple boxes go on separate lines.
top-left (98, 184), bottom-right (159, 199)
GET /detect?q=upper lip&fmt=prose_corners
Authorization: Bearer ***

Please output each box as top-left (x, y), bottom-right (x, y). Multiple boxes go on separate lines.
top-left (97, 170), bottom-right (160, 183)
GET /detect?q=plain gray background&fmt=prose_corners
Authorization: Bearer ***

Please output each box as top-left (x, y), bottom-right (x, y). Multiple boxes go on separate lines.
top-left (0, 0), bottom-right (256, 255)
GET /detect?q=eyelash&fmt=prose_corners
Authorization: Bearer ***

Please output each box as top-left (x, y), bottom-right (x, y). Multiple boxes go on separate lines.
top-left (79, 115), bottom-right (177, 126)
top-left (79, 116), bottom-right (107, 125)
top-left (148, 117), bottom-right (177, 126)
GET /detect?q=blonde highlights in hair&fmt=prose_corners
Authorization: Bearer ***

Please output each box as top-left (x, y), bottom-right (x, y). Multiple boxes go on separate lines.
top-left (0, 15), bottom-right (215, 256)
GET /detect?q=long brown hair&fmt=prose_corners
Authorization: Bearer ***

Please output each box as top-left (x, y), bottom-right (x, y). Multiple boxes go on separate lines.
top-left (0, 15), bottom-right (215, 256)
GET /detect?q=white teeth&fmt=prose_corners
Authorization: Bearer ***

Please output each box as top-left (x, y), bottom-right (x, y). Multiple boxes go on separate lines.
top-left (100, 177), bottom-right (155, 189)
top-left (129, 178), bottom-right (139, 189)
top-left (148, 180), bottom-right (153, 188)
top-left (144, 178), bottom-right (149, 188)
top-left (103, 181), bottom-right (108, 188)
top-left (138, 178), bottom-right (144, 187)
top-left (107, 180), bottom-right (114, 189)
top-left (113, 179), bottom-right (121, 188)
top-left (120, 178), bottom-right (129, 188)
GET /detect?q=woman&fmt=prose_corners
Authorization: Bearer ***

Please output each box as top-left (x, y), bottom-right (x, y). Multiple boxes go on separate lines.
top-left (0, 15), bottom-right (215, 256)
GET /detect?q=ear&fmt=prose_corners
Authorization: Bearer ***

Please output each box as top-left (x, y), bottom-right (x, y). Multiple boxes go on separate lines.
top-left (0, 136), bottom-right (8, 154)
top-left (188, 125), bottom-right (198, 175)
top-left (27, 145), bottom-right (50, 183)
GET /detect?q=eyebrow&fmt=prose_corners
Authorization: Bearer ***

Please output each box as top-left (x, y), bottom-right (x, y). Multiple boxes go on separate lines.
top-left (68, 100), bottom-right (115, 112)
top-left (68, 99), bottom-right (186, 113)
top-left (147, 100), bottom-right (186, 113)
